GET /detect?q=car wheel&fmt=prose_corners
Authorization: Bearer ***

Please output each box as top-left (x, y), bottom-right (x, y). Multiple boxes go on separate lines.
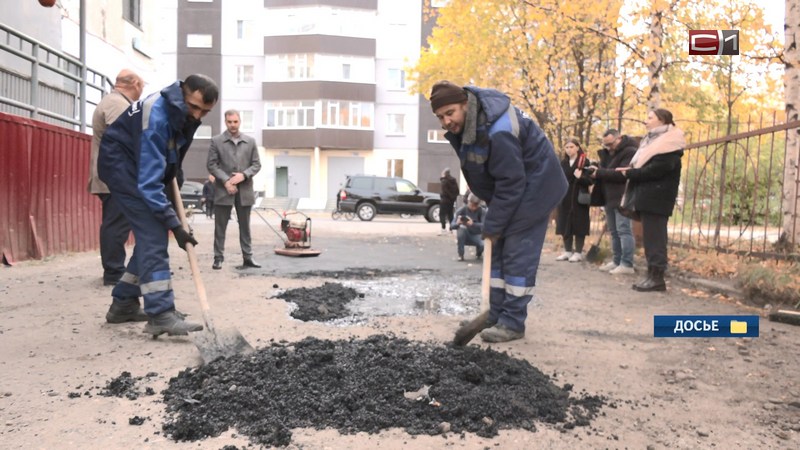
top-left (426, 204), bottom-right (440, 223)
top-left (357, 203), bottom-right (376, 221)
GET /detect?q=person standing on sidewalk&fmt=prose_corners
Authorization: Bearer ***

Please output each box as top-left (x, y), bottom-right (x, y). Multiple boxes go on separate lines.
top-left (88, 69), bottom-right (144, 286)
top-left (439, 168), bottom-right (459, 235)
top-left (554, 138), bottom-right (592, 263)
top-left (617, 108), bottom-right (685, 292)
top-left (207, 109), bottom-right (262, 270)
top-left (591, 129), bottom-right (637, 275)
top-left (430, 81), bottom-right (566, 343)
top-left (98, 74), bottom-right (218, 335)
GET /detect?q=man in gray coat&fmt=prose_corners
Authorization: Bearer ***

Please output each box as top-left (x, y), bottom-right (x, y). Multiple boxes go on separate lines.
top-left (207, 109), bottom-right (262, 270)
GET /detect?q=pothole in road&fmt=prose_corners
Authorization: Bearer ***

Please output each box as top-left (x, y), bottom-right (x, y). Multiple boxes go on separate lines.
top-left (272, 275), bottom-right (479, 323)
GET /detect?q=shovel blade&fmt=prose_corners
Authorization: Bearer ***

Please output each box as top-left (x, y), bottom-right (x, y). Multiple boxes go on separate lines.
top-left (453, 310), bottom-right (491, 347)
top-left (192, 327), bottom-right (255, 363)
top-left (586, 245), bottom-right (601, 263)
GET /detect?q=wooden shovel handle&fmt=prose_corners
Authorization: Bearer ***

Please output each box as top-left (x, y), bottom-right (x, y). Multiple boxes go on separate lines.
top-left (171, 179), bottom-right (213, 325)
top-left (481, 239), bottom-right (492, 310)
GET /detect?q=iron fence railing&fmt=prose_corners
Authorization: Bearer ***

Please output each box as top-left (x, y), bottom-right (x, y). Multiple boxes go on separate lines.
top-left (671, 113), bottom-right (799, 260)
top-left (0, 23), bottom-right (112, 131)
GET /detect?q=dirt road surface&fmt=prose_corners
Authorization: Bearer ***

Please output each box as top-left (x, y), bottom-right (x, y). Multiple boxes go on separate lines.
top-left (1, 213), bottom-right (798, 449)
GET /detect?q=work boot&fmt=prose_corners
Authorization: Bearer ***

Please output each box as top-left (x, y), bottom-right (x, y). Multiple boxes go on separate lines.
top-left (458, 254), bottom-right (465, 261)
top-left (480, 324), bottom-right (525, 343)
top-left (105, 297), bottom-right (148, 323)
top-left (143, 310), bottom-right (203, 336)
top-left (633, 267), bottom-right (666, 292)
top-left (212, 258), bottom-right (222, 270)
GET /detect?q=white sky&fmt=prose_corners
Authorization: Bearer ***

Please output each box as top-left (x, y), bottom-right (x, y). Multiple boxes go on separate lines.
top-left (761, 1), bottom-right (784, 35)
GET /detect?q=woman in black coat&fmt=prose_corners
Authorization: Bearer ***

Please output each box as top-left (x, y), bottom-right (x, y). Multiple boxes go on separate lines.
top-left (555, 138), bottom-right (593, 262)
top-left (618, 108), bottom-right (685, 292)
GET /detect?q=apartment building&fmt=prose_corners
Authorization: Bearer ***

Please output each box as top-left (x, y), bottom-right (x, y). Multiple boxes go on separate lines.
top-left (177, 0), bottom-right (425, 209)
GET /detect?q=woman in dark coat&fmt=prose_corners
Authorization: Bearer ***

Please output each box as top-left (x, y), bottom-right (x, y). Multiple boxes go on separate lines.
top-left (618, 108), bottom-right (685, 292)
top-left (555, 138), bottom-right (593, 262)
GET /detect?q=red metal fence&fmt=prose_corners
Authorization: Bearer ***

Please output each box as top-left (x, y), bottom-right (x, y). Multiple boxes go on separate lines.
top-left (0, 112), bottom-right (100, 263)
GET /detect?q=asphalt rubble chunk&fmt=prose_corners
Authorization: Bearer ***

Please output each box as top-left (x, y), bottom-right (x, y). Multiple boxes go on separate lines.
top-left (161, 335), bottom-right (606, 447)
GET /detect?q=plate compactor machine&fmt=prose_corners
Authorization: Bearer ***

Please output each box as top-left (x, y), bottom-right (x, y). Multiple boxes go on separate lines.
top-left (255, 209), bottom-right (321, 257)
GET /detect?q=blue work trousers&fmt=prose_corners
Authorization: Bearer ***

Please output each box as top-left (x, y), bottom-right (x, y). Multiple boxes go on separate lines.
top-left (488, 216), bottom-right (549, 333)
top-left (110, 192), bottom-right (175, 316)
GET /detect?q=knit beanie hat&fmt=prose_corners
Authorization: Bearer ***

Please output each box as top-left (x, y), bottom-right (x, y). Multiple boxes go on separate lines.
top-left (430, 81), bottom-right (467, 112)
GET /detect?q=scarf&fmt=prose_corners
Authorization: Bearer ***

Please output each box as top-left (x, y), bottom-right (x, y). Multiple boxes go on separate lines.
top-left (630, 124), bottom-right (686, 168)
top-left (462, 91), bottom-right (480, 145)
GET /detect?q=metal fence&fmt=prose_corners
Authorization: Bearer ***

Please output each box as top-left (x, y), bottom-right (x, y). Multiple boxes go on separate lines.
top-left (0, 23), bottom-right (112, 131)
top-left (669, 113), bottom-right (799, 260)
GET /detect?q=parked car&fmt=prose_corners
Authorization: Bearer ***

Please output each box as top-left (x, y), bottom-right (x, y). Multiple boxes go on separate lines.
top-left (180, 180), bottom-right (205, 212)
top-left (338, 175), bottom-right (440, 222)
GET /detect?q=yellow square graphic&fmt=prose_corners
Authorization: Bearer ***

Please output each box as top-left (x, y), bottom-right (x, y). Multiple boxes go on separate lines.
top-left (730, 320), bottom-right (748, 334)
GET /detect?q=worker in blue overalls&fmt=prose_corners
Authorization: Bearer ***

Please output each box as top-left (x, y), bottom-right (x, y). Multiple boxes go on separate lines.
top-left (430, 81), bottom-right (567, 343)
top-left (98, 74), bottom-right (218, 337)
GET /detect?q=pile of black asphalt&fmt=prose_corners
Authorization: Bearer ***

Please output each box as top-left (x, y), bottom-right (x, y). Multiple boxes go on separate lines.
top-left (273, 282), bottom-right (360, 321)
top-left (161, 335), bottom-right (606, 447)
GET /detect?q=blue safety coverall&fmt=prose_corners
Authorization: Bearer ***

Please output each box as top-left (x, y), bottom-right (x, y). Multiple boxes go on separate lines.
top-left (98, 81), bottom-right (200, 316)
top-left (444, 86), bottom-right (567, 332)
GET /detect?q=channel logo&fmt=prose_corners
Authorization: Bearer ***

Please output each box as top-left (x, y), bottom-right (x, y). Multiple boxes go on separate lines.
top-left (689, 30), bottom-right (739, 55)
top-left (654, 315), bottom-right (758, 337)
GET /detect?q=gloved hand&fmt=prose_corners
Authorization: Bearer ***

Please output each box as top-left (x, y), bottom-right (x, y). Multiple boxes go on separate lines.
top-left (172, 226), bottom-right (198, 250)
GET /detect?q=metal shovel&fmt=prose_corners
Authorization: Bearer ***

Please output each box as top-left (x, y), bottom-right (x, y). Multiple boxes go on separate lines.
top-left (171, 179), bottom-right (254, 363)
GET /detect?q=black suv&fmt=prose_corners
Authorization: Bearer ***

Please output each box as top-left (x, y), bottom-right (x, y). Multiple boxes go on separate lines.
top-left (339, 175), bottom-right (440, 222)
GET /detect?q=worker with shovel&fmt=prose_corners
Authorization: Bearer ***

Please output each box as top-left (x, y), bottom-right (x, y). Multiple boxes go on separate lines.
top-left (431, 81), bottom-right (566, 343)
top-left (98, 74), bottom-right (219, 336)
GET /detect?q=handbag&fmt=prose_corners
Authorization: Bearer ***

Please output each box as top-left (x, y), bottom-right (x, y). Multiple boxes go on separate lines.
top-left (577, 187), bottom-right (591, 206)
top-left (618, 180), bottom-right (640, 221)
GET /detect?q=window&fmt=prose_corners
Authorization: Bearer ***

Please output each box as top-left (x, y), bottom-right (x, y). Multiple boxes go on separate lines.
top-left (237, 20), bottom-right (253, 40)
top-left (375, 178), bottom-right (396, 191)
top-left (239, 110), bottom-right (254, 131)
top-left (236, 65), bottom-right (254, 84)
top-left (321, 100), bottom-right (373, 128)
top-left (388, 69), bottom-right (405, 90)
top-left (387, 160), bottom-right (404, 178)
top-left (187, 34), bottom-right (212, 48)
top-left (123, 0), bottom-right (141, 27)
top-left (342, 64), bottom-right (351, 80)
top-left (387, 114), bottom-right (405, 135)
top-left (427, 129), bottom-right (448, 143)
top-left (195, 125), bottom-right (212, 139)
top-left (396, 178), bottom-right (415, 192)
top-left (284, 54), bottom-right (312, 79)
top-left (265, 101), bottom-right (315, 128)
top-left (349, 177), bottom-right (373, 190)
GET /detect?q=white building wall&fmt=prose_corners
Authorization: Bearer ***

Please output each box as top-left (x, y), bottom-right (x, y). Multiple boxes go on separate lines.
top-left (372, 0), bottom-right (422, 185)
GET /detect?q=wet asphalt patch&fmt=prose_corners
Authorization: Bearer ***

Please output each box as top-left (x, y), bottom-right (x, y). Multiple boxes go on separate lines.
top-left (161, 335), bottom-right (605, 447)
top-left (273, 279), bottom-right (478, 323)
